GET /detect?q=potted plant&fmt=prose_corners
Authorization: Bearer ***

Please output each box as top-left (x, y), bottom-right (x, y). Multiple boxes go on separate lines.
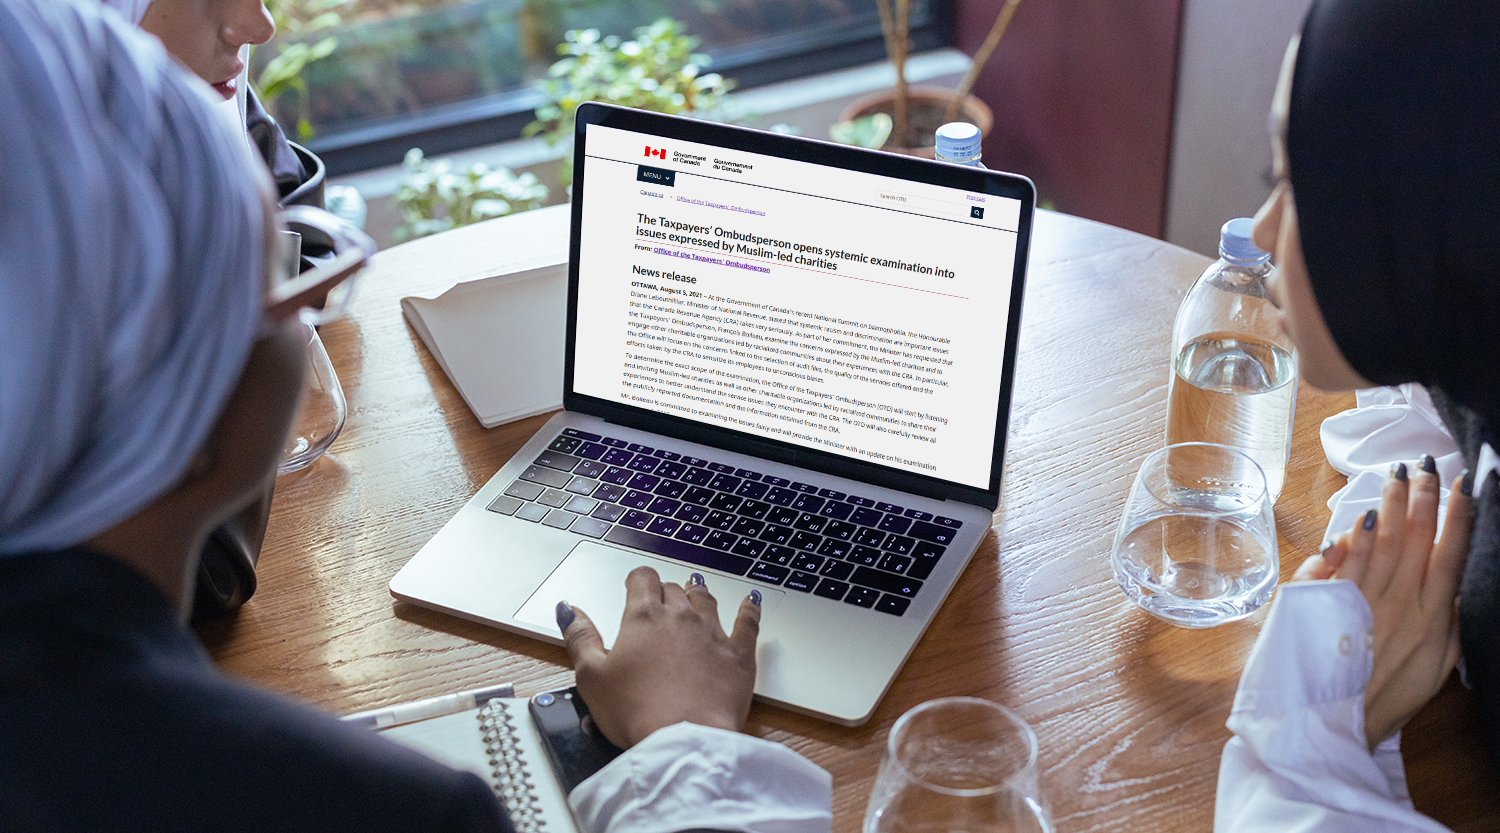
top-left (393, 148), bottom-right (549, 241)
top-left (525, 18), bottom-right (735, 184)
top-left (834, 0), bottom-right (1023, 156)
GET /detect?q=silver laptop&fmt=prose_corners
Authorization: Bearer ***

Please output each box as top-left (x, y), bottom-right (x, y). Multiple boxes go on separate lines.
top-left (391, 102), bottom-right (1034, 725)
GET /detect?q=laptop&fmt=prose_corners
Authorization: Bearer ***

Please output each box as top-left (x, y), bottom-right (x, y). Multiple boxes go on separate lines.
top-left (391, 102), bottom-right (1034, 726)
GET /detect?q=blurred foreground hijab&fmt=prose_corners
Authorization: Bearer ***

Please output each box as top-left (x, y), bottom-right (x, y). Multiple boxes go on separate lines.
top-left (0, 0), bottom-right (264, 553)
top-left (1289, 0), bottom-right (1500, 424)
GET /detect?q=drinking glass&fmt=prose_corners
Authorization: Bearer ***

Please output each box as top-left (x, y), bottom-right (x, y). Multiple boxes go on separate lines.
top-left (1111, 442), bottom-right (1278, 628)
top-left (864, 697), bottom-right (1052, 833)
top-left (279, 319), bottom-right (347, 474)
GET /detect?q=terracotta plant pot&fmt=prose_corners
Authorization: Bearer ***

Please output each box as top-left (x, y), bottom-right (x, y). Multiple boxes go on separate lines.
top-left (837, 85), bottom-right (995, 158)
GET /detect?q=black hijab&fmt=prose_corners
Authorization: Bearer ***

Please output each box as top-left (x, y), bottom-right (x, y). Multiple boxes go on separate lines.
top-left (1290, 0), bottom-right (1500, 768)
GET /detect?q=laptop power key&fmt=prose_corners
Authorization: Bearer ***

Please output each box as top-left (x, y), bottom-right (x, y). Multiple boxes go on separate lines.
top-left (603, 525), bottom-right (754, 576)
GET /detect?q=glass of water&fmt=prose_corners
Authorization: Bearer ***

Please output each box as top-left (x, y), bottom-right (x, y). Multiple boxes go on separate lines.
top-left (864, 697), bottom-right (1053, 833)
top-left (1111, 442), bottom-right (1278, 628)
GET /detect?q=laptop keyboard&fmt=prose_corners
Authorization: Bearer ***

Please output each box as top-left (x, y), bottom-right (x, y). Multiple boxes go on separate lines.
top-left (485, 428), bottom-right (964, 617)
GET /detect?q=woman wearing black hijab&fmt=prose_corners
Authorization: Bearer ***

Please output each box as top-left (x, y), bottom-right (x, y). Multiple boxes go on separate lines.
top-left (1216, 1), bottom-right (1499, 829)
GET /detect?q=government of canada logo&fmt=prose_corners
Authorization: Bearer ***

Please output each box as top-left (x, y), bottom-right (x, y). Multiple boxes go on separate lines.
top-left (644, 146), bottom-right (666, 159)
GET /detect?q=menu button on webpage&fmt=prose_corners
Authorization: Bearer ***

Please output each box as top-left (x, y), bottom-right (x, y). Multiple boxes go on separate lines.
top-left (636, 165), bottom-right (676, 187)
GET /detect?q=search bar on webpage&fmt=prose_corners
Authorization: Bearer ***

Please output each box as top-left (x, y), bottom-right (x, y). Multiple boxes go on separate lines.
top-left (874, 189), bottom-right (978, 219)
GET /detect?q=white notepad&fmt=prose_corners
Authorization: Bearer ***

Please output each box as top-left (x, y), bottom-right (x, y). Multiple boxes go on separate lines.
top-left (401, 262), bottom-right (568, 428)
top-left (349, 694), bottom-right (577, 832)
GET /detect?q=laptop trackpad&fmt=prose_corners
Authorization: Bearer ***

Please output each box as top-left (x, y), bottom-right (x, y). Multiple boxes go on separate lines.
top-left (514, 541), bottom-right (784, 648)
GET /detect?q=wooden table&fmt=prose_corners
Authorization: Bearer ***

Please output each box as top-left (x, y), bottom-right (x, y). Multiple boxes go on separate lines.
top-left (198, 206), bottom-right (1500, 831)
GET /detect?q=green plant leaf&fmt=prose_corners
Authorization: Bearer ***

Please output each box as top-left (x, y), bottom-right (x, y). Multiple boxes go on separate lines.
top-left (829, 113), bottom-right (893, 149)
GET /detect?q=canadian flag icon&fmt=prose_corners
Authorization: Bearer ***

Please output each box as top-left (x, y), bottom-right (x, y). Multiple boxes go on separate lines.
top-left (644, 146), bottom-right (666, 159)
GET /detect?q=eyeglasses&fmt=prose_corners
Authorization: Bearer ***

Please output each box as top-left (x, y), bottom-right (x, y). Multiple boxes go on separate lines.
top-left (262, 205), bottom-right (377, 332)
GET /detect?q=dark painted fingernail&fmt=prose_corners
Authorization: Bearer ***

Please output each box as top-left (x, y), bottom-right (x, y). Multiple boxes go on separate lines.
top-left (688, 572), bottom-right (705, 587)
top-left (1420, 454), bottom-right (1437, 475)
top-left (1391, 462), bottom-right (1408, 482)
top-left (1362, 509), bottom-right (1378, 531)
top-left (555, 600), bottom-right (575, 632)
top-left (1462, 469), bottom-right (1475, 497)
top-left (750, 589), bottom-right (762, 607)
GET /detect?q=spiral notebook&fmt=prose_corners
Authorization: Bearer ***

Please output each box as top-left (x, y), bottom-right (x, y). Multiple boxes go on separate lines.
top-left (344, 687), bottom-right (577, 832)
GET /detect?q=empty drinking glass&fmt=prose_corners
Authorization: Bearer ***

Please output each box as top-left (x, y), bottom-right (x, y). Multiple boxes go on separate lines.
top-left (864, 697), bottom-right (1052, 833)
top-left (1111, 442), bottom-right (1278, 628)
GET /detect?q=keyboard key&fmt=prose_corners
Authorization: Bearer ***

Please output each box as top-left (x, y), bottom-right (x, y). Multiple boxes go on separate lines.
top-left (619, 490), bottom-right (653, 510)
top-left (627, 473), bottom-right (661, 491)
top-left (818, 501), bottom-right (854, 520)
top-left (561, 428), bottom-right (601, 441)
top-left (537, 489), bottom-right (570, 508)
top-left (790, 494), bottom-right (825, 514)
top-left (844, 587), bottom-right (880, 608)
top-left (564, 495), bottom-right (599, 515)
top-left (601, 526), bottom-right (753, 576)
top-left (681, 467), bottom-right (714, 486)
top-left (708, 474), bottom-right (742, 493)
top-left (875, 594), bottom-right (911, 616)
top-left (813, 579), bottom-right (850, 601)
top-left (761, 475), bottom-right (790, 487)
top-left (819, 559), bottom-right (854, 580)
top-left (903, 509), bottom-right (934, 521)
top-left (748, 562), bottom-right (789, 585)
top-left (908, 520), bottom-right (957, 545)
top-left (600, 437), bottom-right (628, 448)
top-left (878, 553), bottom-right (913, 574)
top-left (817, 488), bottom-right (846, 500)
top-left (593, 483), bottom-right (626, 503)
top-left (734, 481), bottom-right (770, 500)
top-left (909, 543), bottom-right (945, 580)
top-left (738, 500), bottom-right (771, 520)
top-left (626, 456), bottom-right (660, 474)
top-left (575, 443), bottom-right (608, 461)
top-left (823, 521), bottom-right (856, 541)
top-left (647, 516), bottom-right (681, 537)
top-left (532, 452), bottom-right (579, 475)
top-left (620, 510), bottom-right (653, 530)
top-left (877, 515), bottom-right (912, 535)
top-left (707, 462), bottom-right (735, 473)
top-left (734, 468), bottom-right (762, 480)
top-left (788, 531), bottom-right (822, 552)
top-left (572, 517), bottom-right (611, 539)
top-left (591, 503), bottom-right (626, 522)
top-left (731, 538), bottom-right (768, 558)
top-left (764, 487), bottom-right (797, 506)
top-left (516, 503), bottom-right (549, 522)
top-left (882, 536), bottom-right (916, 556)
top-left (817, 539), bottom-right (852, 559)
top-left (848, 546), bottom-right (882, 567)
top-left (759, 525), bottom-right (793, 545)
top-left (675, 524), bottom-right (709, 545)
top-left (600, 448), bottom-right (633, 466)
top-left (763, 545), bottom-right (795, 566)
top-left (504, 480), bottom-right (545, 501)
top-left (653, 449), bottom-right (681, 461)
top-left (703, 510), bottom-right (737, 531)
top-left (791, 481), bottom-right (818, 493)
top-left (520, 465), bottom-right (570, 490)
top-left (656, 461), bottom-right (688, 480)
top-left (682, 486), bottom-right (715, 506)
top-left (600, 467), bottom-right (633, 486)
top-left (653, 480), bottom-right (688, 499)
top-left (935, 516), bottom-right (962, 528)
top-left (486, 495), bottom-right (523, 515)
top-left (851, 567), bottom-right (923, 598)
top-left (847, 495), bottom-right (876, 508)
top-left (791, 553), bottom-right (824, 573)
top-left (547, 436), bottom-right (582, 454)
top-left (853, 527), bottom-right (886, 546)
top-left (704, 530), bottom-right (738, 551)
top-left (730, 518), bottom-right (766, 537)
top-left (575, 460), bottom-right (607, 479)
top-left (646, 497), bottom-right (681, 516)
top-left (850, 507), bottom-right (883, 527)
top-left (708, 493), bottom-right (744, 513)
top-left (765, 506), bottom-right (799, 526)
top-left (681, 456), bottom-right (709, 468)
top-left (673, 504), bottom-right (709, 523)
top-left (876, 502), bottom-right (904, 514)
top-left (784, 571), bottom-right (818, 592)
top-left (792, 513), bottom-right (827, 534)
top-left (542, 509), bottom-right (578, 529)
top-left (627, 443), bottom-right (654, 454)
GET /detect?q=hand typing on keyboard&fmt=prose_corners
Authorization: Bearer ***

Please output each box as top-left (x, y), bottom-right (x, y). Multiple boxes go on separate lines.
top-left (557, 566), bottom-right (762, 748)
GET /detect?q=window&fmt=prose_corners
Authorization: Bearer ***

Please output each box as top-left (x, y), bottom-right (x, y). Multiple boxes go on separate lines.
top-left (254, 0), bottom-right (953, 175)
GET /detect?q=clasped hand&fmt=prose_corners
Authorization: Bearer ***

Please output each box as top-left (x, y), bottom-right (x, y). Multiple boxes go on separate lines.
top-left (1294, 459), bottom-right (1474, 749)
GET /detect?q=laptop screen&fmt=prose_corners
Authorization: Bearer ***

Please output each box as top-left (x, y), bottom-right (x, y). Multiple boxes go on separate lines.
top-left (567, 105), bottom-right (1032, 502)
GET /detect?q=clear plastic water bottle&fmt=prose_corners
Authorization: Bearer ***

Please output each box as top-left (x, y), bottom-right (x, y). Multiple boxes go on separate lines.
top-left (934, 122), bottom-right (985, 168)
top-left (1165, 218), bottom-right (1297, 502)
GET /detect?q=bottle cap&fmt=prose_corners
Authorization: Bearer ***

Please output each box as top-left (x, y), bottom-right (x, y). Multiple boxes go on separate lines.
top-left (935, 122), bottom-right (983, 161)
top-left (1219, 217), bottom-right (1270, 266)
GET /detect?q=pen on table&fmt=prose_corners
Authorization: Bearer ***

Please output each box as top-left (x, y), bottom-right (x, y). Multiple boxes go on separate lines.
top-left (341, 683), bottom-right (515, 730)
